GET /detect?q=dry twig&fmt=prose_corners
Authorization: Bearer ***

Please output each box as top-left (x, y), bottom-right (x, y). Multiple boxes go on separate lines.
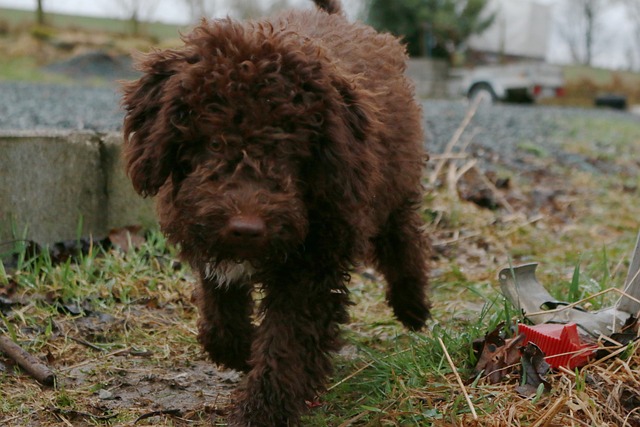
top-left (531, 396), bottom-right (567, 427)
top-left (0, 334), bottom-right (55, 385)
top-left (438, 337), bottom-right (478, 420)
top-left (428, 98), bottom-right (481, 185)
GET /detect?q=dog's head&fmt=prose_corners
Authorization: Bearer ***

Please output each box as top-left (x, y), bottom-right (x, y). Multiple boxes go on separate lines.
top-left (122, 18), bottom-right (376, 264)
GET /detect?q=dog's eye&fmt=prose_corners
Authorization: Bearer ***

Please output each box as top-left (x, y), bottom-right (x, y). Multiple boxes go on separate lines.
top-left (186, 55), bottom-right (201, 64)
top-left (210, 138), bottom-right (222, 152)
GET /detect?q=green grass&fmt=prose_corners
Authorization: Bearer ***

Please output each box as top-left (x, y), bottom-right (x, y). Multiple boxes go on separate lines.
top-left (1, 234), bottom-right (512, 426)
top-left (0, 57), bottom-right (67, 83)
top-left (2, 217), bottom-right (636, 426)
top-left (0, 7), bottom-right (186, 40)
top-left (306, 294), bottom-right (511, 425)
top-left (1, 232), bottom-right (205, 425)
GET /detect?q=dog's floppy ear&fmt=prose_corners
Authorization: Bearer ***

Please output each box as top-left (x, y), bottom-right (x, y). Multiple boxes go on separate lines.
top-left (121, 49), bottom-right (193, 197)
top-left (309, 74), bottom-right (384, 219)
top-left (330, 77), bottom-right (374, 144)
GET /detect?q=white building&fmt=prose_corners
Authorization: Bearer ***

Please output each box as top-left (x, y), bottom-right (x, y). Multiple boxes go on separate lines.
top-left (467, 0), bottom-right (553, 62)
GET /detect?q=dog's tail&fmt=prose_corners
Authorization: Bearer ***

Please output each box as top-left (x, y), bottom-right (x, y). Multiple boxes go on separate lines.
top-left (313, 0), bottom-right (342, 15)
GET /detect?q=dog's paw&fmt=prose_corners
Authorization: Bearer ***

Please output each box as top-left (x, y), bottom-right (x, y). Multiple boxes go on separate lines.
top-left (392, 297), bottom-right (431, 331)
top-left (228, 407), bottom-right (294, 427)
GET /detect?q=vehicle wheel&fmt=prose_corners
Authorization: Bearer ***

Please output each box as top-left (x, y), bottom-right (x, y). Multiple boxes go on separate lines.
top-left (468, 84), bottom-right (496, 105)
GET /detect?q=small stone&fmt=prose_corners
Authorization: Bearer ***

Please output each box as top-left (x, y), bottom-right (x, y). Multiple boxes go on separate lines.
top-left (98, 389), bottom-right (114, 400)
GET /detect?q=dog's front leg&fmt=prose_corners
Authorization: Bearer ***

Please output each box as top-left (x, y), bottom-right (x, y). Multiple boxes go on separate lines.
top-left (194, 276), bottom-right (255, 373)
top-left (374, 202), bottom-right (431, 331)
top-left (229, 271), bottom-right (350, 427)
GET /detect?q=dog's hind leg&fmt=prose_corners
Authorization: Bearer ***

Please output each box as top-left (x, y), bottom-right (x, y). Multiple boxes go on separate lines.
top-left (194, 275), bottom-right (255, 373)
top-left (230, 269), bottom-right (350, 426)
top-left (373, 198), bottom-right (431, 330)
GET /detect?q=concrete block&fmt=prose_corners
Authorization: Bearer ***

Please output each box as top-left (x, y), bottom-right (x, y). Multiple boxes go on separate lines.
top-left (0, 132), bottom-right (104, 244)
top-left (0, 131), bottom-right (157, 246)
top-left (102, 132), bottom-right (156, 231)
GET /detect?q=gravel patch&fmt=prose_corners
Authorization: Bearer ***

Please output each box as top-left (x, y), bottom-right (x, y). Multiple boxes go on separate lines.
top-left (424, 100), bottom-right (640, 175)
top-left (0, 81), bottom-right (123, 132)
top-left (1, 81), bottom-right (639, 173)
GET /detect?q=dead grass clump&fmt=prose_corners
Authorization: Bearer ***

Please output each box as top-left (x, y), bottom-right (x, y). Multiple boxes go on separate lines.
top-left (578, 340), bottom-right (640, 426)
top-left (0, 18), bottom-right (11, 36)
top-left (547, 72), bottom-right (640, 107)
top-left (398, 340), bottom-right (640, 427)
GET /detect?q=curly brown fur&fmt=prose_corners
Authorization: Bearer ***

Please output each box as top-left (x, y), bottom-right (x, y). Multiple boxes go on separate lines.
top-left (121, 0), bottom-right (431, 425)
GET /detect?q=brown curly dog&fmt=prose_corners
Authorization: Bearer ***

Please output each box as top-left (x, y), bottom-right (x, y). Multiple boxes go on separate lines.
top-left (121, 0), bottom-right (430, 425)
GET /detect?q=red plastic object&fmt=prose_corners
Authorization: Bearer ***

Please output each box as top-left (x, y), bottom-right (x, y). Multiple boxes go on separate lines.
top-left (518, 323), bottom-right (596, 369)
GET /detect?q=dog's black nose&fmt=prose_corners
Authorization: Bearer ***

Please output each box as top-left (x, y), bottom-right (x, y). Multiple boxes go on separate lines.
top-left (227, 216), bottom-right (266, 239)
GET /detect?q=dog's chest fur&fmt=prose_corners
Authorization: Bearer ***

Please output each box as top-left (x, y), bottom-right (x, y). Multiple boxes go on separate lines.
top-left (203, 260), bottom-right (255, 288)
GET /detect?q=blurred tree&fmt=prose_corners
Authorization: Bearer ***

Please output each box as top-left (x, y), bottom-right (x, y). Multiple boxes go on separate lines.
top-left (181, 0), bottom-right (293, 23)
top-left (557, 0), bottom-right (610, 66)
top-left (184, 0), bottom-right (207, 21)
top-left (36, 0), bottom-right (44, 25)
top-left (183, 0), bottom-right (221, 22)
top-left (229, 0), bottom-right (292, 19)
top-left (366, 0), bottom-right (495, 60)
top-left (621, 0), bottom-right (640, 70)
top-left (113, 0), bottom-right (159, 35)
